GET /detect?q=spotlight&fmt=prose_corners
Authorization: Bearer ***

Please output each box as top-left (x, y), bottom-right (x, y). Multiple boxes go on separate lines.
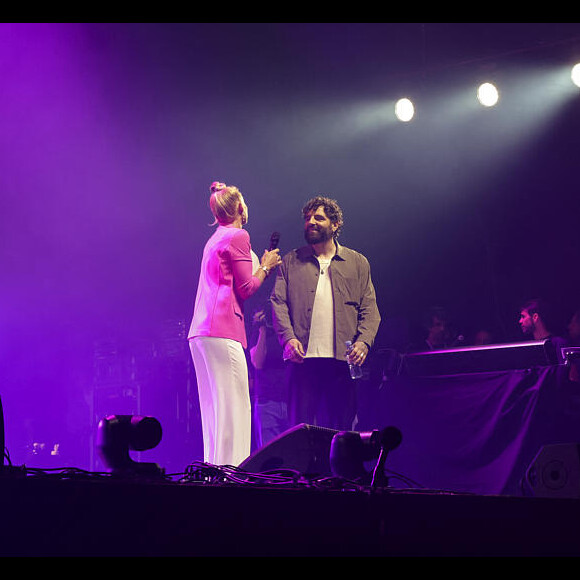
top-left (97, 415), bottom-right (164, 477)
top-left (571, 63), bottom-right (580, 88)
top-left (477, 82), bottom-right (500, 107)
top-left (330, 426), bottom-right (402, 487)
top-left (395, 98), bottom-right (415, 122)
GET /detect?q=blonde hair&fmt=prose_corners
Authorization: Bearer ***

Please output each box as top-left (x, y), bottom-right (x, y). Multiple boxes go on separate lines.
top-left (208, 181), bottom-right (242, 225)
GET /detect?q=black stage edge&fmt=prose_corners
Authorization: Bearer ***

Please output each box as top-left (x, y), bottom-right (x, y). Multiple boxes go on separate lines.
top-left (2, 473), bottom-right (580, 556)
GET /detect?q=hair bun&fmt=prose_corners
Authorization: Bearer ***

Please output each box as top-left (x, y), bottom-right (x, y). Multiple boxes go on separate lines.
top-left (210, 181), bottom-right (226, 193)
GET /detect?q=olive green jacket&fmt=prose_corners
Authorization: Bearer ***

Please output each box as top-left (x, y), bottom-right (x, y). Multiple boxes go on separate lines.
top-left (271, 242), bottom-right (381, 362)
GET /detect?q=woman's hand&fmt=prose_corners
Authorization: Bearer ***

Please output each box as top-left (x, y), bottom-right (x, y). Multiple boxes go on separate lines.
top-left (260, 248), bottom-right (282, 276)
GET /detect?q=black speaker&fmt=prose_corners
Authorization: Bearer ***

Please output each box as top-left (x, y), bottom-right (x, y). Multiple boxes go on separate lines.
top-left (525, 443), bottom-right (580, 498)
top-left (239, 423), bottom-right (338, 476)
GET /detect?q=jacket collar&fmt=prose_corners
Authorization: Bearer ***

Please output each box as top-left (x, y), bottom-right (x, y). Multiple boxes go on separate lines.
top-left (297, 240), bottom-right (346, 261)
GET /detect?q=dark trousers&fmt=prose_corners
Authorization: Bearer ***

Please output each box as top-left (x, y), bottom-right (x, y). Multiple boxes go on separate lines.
top-left (287, 358), bottom-right (357, 432)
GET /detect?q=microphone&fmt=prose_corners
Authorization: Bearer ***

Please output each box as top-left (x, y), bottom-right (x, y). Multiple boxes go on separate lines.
top-left (269, 231), bottom-right (280, 251)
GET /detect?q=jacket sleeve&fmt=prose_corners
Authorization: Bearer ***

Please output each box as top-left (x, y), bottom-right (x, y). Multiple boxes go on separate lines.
top-left (229, 229), bottom-right (262, 301)
top-left (270, 256), bottom-right (296, 347)
top-left (355, 255), bottom-right (381, 349)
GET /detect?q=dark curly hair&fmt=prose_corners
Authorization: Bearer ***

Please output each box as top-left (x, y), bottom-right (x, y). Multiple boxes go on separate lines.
top-left (302, 195), bottom-right (344, 239)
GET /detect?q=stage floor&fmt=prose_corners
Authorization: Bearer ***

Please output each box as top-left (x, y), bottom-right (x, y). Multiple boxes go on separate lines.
top-left (1, 466), bottom-right (579, 557)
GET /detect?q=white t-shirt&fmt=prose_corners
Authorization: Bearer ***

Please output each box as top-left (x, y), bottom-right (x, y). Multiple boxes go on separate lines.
top-left (251, 250), bottom-right (260, 272)
top-left (305, 257), bottom-right (334, 358)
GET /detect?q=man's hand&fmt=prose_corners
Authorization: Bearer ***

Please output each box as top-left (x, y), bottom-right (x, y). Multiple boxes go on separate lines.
top-left (283, 338), bottom-right (305, 363)
top-left (252, 310), bottom-right (267, 326)
top-left (346, 341), bottom-right (369, 366)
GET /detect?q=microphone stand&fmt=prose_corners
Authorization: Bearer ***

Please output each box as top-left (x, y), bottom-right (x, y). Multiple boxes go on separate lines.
top-left (369, 426), bottom-right (402, 489)
top-left (370, 447), bottom-right (389, 489)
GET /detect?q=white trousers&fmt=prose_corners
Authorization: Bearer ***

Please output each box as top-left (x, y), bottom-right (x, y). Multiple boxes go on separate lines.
top-left (189, 336), bottom-right (251, 466)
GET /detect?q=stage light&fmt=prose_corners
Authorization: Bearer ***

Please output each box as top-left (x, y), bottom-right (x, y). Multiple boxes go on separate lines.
top-left (329, 426), bottom-right (402, 487)
top-left (571, 63), bottom-right (580, 88)
top-left (395, 97), bottom-right (415, 122)
top-left (97, 415), bottom-right (164, 477)
top-left (477, 82), bottom-right (500, 107)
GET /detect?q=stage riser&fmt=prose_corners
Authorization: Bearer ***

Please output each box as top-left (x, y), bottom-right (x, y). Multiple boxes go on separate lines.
top-left (1, 477), bottom-right (580, 556)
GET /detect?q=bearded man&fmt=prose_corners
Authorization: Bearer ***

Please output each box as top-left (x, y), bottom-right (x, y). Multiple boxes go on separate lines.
top-left (271, 195), bottom-right (380, 432)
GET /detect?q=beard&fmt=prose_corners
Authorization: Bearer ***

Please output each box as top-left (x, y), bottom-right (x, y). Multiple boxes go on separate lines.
top-left (305, 225), bottom-right (333, 244)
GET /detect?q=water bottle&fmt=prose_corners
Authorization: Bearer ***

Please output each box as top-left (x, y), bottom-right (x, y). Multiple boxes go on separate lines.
top-left (345, 340), bottom-right (363, 380)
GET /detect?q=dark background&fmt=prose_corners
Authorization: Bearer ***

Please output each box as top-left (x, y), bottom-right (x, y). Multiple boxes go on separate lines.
top-left (1, 23), bottom-right (580, 471)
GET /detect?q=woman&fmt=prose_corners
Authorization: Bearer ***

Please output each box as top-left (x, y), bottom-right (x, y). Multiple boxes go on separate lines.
top-left (188, 181), bottom-right (281, 466)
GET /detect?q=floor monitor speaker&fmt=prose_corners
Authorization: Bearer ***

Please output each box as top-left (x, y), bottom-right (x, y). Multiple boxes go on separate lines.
top-left (525, 443), bottom-right (580, 498)
top-left (239, 423), bottom-right (338, 476)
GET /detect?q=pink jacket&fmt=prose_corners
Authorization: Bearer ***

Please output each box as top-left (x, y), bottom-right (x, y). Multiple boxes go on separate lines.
top-left (188, 225), bottom-right (262, 349)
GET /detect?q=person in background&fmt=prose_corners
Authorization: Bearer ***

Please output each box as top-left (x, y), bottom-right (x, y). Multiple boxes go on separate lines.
top-left (565, 308), bottom-right (580, 382)
top-left (188, 181), bottom-right (281, 466)
top-left (249, 302), bottom-right (289, 448)
top-left (518, 298), bottom-right (568, 363)
top-left (408, 306), bottom-right (455, 352)
top-left (472, 328), bottom-right (495, 346)
top-left (567, 309), bottom-right (580, 346)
